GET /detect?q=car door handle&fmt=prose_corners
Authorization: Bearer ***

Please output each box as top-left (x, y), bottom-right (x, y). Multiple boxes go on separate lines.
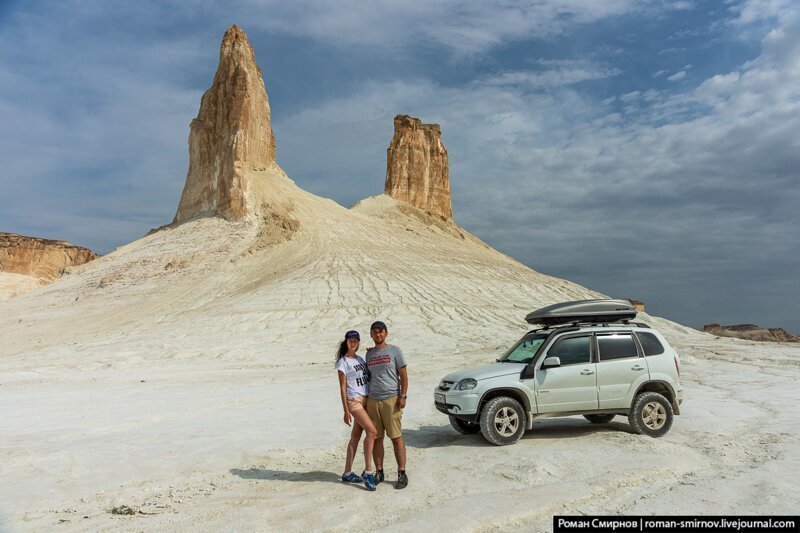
top-left (580, 369), bottom-right (595, 375)
top-left (631, 365), bottom-right (645, 371)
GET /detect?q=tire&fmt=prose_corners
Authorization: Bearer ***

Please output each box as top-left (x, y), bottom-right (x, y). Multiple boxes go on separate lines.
top-left (584, 414), bottom-right (616, 424)
top-left (479, 397), bottom-right (526, 446)
top-left (449, 415), bottom-right (481, 435)
top-left (628, 392), bottom-right (673, 437)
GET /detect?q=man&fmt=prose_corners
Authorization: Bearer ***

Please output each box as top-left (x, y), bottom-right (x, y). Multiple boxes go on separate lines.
top-left (365, 320), bottom-right (409, 489)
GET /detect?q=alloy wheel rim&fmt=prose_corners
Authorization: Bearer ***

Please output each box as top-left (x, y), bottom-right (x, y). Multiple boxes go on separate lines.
top-left (641, 402), bottom-right (667, 430)
top-left (494, 407), bottom-right (519, 436)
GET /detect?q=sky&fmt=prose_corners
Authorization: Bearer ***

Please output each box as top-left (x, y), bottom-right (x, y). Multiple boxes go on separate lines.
top-left (0, 0), bottom-right (798, 332)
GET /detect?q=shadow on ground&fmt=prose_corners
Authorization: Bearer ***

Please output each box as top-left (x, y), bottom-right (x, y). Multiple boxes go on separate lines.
top-left (523, 419), bottom-right (632, 440)
top-left (230, 468), bottom-right (340, 483)
top-left (230, 468), bottom-right (375, 490)
top-left (230, 468), bottom-right (391, 491)
top-left (404, 426), bottom-right (485, 448)
top-left (406, 418), bottom-right (632, 448)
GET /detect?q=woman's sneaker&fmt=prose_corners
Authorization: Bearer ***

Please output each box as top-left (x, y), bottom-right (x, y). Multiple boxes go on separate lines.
top-left (375, 469), bottom-right (384, 484)
top-left (362, 471), bottom-right (377, 491)
top-left (341, 471), bottom-right (363, 483)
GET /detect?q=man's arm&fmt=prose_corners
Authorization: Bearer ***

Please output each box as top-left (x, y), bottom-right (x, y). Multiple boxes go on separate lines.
top-left (397, 365), bottom-right (408, 409)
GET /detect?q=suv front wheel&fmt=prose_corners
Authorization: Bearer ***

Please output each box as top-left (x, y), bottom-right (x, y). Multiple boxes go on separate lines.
top-left (479, 397), bottom-right (526, 446)
top-left (628, 392), bottom-right (673, 437)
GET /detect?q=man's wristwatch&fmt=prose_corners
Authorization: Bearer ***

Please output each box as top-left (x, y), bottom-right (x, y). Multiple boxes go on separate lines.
top-left (400, 394), bottom-right (408, 399)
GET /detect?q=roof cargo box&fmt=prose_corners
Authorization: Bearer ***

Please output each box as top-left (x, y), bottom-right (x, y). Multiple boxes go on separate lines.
top-left (526, 299), bottom-right (637, 326)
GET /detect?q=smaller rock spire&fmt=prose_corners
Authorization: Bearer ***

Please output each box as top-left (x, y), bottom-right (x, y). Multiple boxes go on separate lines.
top-left (385, 115), bottom-right (452, 220)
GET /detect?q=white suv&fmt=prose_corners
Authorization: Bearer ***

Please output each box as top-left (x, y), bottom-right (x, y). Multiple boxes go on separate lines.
top-left (434, 300), bottom-right (683, 446)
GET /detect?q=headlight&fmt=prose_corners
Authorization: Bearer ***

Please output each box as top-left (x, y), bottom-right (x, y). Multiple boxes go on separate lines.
top-left (455, 378), bottom-right (477, 391)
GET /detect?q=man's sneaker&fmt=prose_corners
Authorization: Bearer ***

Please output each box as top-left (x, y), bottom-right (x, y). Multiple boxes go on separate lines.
top-left (396, 472), bottom-right (408, 489)
top-left (362, 471), bottom-right (377, 491)
top-left (341, 471), bottom-right (363, 483)
top-left (375, 469), bottom-right (385, 484)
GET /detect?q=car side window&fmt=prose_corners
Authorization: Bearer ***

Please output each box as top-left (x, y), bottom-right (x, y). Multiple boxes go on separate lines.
top-left (636, 332), bottom-right (665, 356)
top-left (597, 334), bottom-right (638, 361)
top-left (547, 336), bottom-right (591, 365)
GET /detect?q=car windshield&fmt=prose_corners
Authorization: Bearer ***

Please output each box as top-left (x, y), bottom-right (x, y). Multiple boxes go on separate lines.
top-left (498, 333), bottom-right (550, 363)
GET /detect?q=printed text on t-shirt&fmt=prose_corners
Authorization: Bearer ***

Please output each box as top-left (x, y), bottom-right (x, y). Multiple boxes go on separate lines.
top-left (353, 362), bottom-right (369, 386)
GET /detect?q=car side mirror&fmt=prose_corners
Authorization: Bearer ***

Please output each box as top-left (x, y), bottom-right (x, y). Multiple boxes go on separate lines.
top-left (542, 356), bottom-right (561, 369)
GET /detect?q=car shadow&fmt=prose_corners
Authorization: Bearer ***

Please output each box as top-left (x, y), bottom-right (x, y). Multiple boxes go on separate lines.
top-left (404, 425), bottom-right (487, 448)
top-left (523, 418), bottom-right (633, 440)
top-left (405, 418), bottom-right (633, 448)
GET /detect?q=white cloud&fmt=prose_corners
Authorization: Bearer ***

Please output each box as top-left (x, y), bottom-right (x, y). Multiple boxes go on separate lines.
top-left (240, 0), bottom-right (639, 53)
top-left (620, 90), bottom-right (641, 102)
top-left (731, 0), bottom-right (794, 25)
top-left (478, 60), bottom-right (622, 89)
top-left (667, 70), bottom-right (687, 81)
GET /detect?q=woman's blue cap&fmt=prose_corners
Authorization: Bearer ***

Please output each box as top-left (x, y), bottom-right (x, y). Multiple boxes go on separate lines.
top-left (345, 330), bottom-right (360, 340)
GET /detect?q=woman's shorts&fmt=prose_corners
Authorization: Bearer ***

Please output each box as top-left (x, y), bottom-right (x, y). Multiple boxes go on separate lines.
top-left (347, 396), bottom-right (367, 413)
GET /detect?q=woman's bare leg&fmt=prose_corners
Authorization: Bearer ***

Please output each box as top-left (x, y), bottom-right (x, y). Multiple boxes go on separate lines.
top-left (351, 409), bottom-right (377, 472)
top-left (345, 423), bottom-right (364, 473)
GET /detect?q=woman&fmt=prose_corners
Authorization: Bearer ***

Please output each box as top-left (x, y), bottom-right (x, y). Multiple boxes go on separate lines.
top-left (336, 330), bottom-right (378, 491)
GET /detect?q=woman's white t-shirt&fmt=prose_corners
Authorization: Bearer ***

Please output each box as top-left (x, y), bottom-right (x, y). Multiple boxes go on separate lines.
top-left (336, 355), bottom-right (370, 398)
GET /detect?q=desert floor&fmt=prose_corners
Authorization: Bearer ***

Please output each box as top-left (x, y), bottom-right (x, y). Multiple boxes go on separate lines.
top-left (2, 331), bottom-right (799, 532)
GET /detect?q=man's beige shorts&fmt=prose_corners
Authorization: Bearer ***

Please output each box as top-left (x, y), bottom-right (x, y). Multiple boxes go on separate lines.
top-left (366, 396), bottom-right (403, 439)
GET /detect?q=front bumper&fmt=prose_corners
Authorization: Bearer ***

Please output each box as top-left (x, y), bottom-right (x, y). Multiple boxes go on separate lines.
top-left (433, 389), bottom-right (480, 417)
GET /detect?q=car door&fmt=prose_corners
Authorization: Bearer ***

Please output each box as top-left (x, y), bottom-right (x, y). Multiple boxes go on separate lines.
top-left (595, 332), bottom-right (649, 409)
top-left (533, 334), bottom-right (598, 413)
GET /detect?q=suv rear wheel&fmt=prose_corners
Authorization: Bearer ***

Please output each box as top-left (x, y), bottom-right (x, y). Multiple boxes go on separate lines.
top-left (584, 414), bottom-right (616, 424)
top-left (449, 415), bottom-right (481, 435)
top-left (479, 397), bottom-right (525, 446)
top-left (628, 392), bottom-right (673, 437)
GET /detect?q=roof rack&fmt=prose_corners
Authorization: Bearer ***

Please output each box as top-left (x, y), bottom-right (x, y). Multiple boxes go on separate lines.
top-left (556, 321), bottom-right (651, 329)
top-left (529, 321), bottom-right (651, 334)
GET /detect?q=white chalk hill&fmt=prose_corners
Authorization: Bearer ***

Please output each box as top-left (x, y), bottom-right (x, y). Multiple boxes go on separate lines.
top-left (0, 164), bottom-right (626, 367)
top-left (0, 23), bottom-right (623, 366)
top-left (0, 21), bottom-right (688, 365)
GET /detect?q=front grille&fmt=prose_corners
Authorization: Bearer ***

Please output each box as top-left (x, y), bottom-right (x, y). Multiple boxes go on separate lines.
top-left (439, 380), bottom-right (454, 391)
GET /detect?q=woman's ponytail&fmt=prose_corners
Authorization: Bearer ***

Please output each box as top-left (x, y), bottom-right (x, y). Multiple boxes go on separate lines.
top-left (335, 340), bottom-right (348, 365)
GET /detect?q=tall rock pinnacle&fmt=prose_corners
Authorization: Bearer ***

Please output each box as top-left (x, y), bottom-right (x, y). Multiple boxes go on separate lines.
top-left (173, 25), bottom-right (276, 224)
top-left (385, 115), bottom-right (452, 220)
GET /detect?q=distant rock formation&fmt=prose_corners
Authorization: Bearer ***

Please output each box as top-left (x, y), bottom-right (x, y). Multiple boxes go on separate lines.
top-left (385, 115), bottom-right (452, 220)
top-left (0, 232), bottom-right (98, 281)
top-left (626, 299), bottom-right (645, 312)
top-left (173, 24), bottom-right (276, 224)
top-left (703, 323), bottom-right (799, 343)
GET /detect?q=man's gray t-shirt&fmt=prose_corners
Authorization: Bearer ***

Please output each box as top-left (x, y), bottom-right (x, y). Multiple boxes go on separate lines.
top-left (366, 344), bottom-right (407, 400)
